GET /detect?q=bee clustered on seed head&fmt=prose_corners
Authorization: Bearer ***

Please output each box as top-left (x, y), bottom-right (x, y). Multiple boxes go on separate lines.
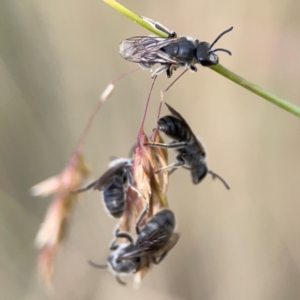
top-left (31, 71), bottom-right (180, 289)
top-left (32, 12), bottom-right (233, 290)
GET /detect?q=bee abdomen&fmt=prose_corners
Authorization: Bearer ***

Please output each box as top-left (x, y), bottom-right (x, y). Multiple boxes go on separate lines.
top-left (158, 116), bottom-right (191, 142)
top-left (142, 209), bottom-right (176, 236)
top-left (103, 179), bottom-right (126, 218)
top-left (152, 209), bottom-right (176, 229)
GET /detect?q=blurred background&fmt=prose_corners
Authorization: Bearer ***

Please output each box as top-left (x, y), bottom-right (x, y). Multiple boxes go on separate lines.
top-left (1, 0), bottom-right (300, 299)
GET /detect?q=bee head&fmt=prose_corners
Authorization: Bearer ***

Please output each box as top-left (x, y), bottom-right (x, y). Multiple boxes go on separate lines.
top-left (191, 164), bottom-right (208, 184)
top-left (196, 27), bottom-right (233, 66)
top-left (108, 244), bottom-right (140, 274)
top-left (196, 42), bottom-right (219, 66)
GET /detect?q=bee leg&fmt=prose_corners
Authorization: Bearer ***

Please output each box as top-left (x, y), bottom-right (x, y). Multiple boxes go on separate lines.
top-left (135, 203), bottom-right (149, 235)
top-left (166, 65), bottom-right (173, 78)
top-left (111, 228), bottom-right (132, 247)
top-left (155, 23), bottom-right (177, 37)
top-left (169, 160), bottom-right (191, 175)
top-left (140, 16), bottom-right (177, 37)
top-left (190, 65), bottom-right (197, 72)
top-left (139, 62), bottom-right (154, 70)
top-left (88, 260), bottom-right (108, 269)
top-left (109, 228), bottom-right (121, 250)
top-left (129, 185), bottom-right (146, 199)
top-left (155, 160), bottom-right (185, 173)
top-left (144, 141), bottom-right (187, 149)
top-left (182, 166), bottom-right (193, 170)
top-left (125, 170), bottom-right (146, 199)
top-left (73, 180), bottom-right (97, 193)
top-left (110, 244), bottom-right (118, 250)
top-left (151, 65), bottom-right (169, 78)
top-left (116, 231), bottom-right (134, 244)
top-left (116, 275), bottom-right (127, 286)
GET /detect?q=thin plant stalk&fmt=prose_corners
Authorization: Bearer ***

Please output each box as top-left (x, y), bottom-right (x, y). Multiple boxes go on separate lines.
top-left (211, 64), bottom-right (300, 117)
top-left (104, 0), bottom-right (300, 118)
top-left (75, 67), bottom-right (140, 155)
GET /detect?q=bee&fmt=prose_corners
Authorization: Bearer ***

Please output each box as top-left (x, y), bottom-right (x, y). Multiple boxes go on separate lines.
top-left (76, 158), bottom-right (140, 218)
top-left (145, 103), bottom-right (230, 189)
top-left (119, 16), bottom-right (233, 78)
top-left (89, 208), bottom-right (179, 285)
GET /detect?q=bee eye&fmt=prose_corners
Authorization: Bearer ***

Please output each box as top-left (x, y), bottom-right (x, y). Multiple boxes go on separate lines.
top-left (193, 164), bottom-right (208, 183)
top-left (196, 42), bottom-right (211, 64)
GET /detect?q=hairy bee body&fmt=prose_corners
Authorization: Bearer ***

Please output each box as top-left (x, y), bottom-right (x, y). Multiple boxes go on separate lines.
top-left (103, 173), bottom-right (127, 218)
top-left (119, 16), bottom-right (233, 78)
top-left (103, 209), bottom-right (179, 283)
top-left (146, 103), bottom-right (230, 189)
top-left (76, 158), bottom-right (134, 218)
top-left (162, 37), bottom-right (197, 65)
top-left (158, 104), bottom-right (207, 183)
top-left (158, 115), bottom-right (193, 142)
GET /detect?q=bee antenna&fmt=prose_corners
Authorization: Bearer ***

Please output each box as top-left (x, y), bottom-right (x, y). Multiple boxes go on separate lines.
top-left (73, 180), bottom-right (96, 194)
top-left (209, 27), bottom-right (233, 51)
top-left (209, 48), bottom-right (232, 56)
top-left (207, 170), bottom-right (230, 190)
top-left (88, 260), bottom-right (108, 269)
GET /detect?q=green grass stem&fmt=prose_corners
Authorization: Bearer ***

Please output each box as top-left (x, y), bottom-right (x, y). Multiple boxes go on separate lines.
top-left (104, 0), bottom-right (300, 118)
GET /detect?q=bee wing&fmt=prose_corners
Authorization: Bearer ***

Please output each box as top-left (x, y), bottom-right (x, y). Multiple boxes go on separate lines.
top-left (74, 180), bottom-right (97, 193)
top-left (156, 50), bottom-right (180, 64)
top-left (164, 103), bottom-right (206, 156)
top-left (93, 162), bottom-right (128, 190)
top-left (119, 36), bottom-right (184, 64)
top-left (153, 232), bottom-right (179, 260)
top-left (118, 227), bottom-right (173, 260)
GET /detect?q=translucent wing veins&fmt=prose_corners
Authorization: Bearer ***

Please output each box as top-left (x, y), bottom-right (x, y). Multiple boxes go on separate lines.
top-left (119, 36), bottom-right (185, 65)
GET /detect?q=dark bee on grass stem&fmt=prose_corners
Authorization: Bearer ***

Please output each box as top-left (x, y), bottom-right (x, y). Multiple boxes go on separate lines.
top-left (119, 16), bottom-right (233, 78)
top-left (76, 158), bottom-right (141, 218)
top-left (89, 208), bottom-right (179, 285)
top-left (145, 103), bottom-right (230, 189)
